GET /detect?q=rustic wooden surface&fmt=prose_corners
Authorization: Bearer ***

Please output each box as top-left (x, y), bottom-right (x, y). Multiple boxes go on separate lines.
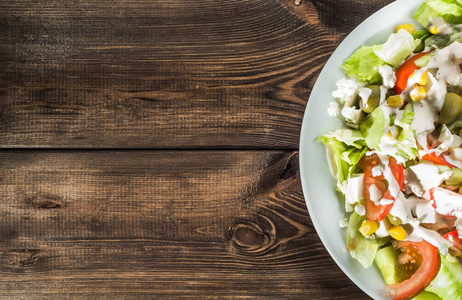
top-left (0, 0), bottom-right (395, 299)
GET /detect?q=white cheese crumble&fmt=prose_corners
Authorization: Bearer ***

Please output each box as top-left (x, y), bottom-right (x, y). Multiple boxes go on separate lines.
top-left (328, 101), bottom-right (340, 117)
top-left (332, 78), bottom-right (362, 104)
top-left (378, 65), bottom-right (396, 89)
top-left (339, 218), bottom-right (349, 228)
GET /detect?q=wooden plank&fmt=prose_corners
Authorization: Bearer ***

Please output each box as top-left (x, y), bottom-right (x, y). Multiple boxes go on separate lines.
top-left (0, 0), bottom-right (391, 149)
top-left (0, 150), bottom-right (369, 299)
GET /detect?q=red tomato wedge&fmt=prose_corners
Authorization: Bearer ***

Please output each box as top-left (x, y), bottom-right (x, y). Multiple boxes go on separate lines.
top-left (419, 142), bottom-right (455, 167)
top-left (421, 152), bottom-right (454, 167)
top-left (394, 52), bottom-right (427, 95)
top-left (443, 230), bottom-right (462, 252)
top-left (359, 154), bottom-right (404, 221)
top-left (385, 241), bottom-right (440, 300)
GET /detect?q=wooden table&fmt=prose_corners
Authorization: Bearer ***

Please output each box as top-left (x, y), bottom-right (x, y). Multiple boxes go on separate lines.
top-left (0, 0), bottom-right (394, 298)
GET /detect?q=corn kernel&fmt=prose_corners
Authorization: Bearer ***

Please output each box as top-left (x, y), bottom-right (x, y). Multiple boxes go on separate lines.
top-left (411, 69), bottom-right (428, 86)
top-left (387, 214), bottom-right (402, 226)
top-left (387, 95), bottom-right (403, 107)
top-left (387, 127), bottom-right (400, 140)
top-left (410, 85), bottom-right (426, 102)
top-left (359, 220), bottom-right (379, 237)
top-left (420, 70), bottom-right (428, 85)
top-left (429, 25), bottom-right (439, 34)
top-left (389, 225), bottom-right (407, 241)
top-left (397, 23), bottom-right (416, 34)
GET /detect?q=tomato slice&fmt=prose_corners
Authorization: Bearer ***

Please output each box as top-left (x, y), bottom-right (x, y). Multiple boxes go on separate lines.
top-left (443, 230), bottom-right (462, 252)
top-left (385, 241), bottom-right (440, 300)
top-left (421, 152), bottom-right (454, 168)
top-left (359, 154), bottom-right (404, 221)
top-left (388, 157), bottom-right (404, 191)
top-left (394, 52), bottom-right (427, 95)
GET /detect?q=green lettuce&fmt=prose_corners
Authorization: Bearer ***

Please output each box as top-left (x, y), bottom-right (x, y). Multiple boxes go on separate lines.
top-left (425, 254), bottom-right (462, 300)
top-left (359, 106), bottom-right (385, 150)
top-left (342, 45), bottom-right (387, 84)
top-left (316, 130), bottom-right (367, 183)
top-left (374, 29), bottom-right (421, 67)
top-left (342, 29), bottom-right (420, 83)
top-left (413, 30), bottom-right (433, 53)
top-left (395, 108), bottom-right (419, 160)
top-left (346, 210), bottom-right (380, 268)
top-left (449, 30), bottom-right (462, 44)
top-left (317, 129), bottom-right (366, 149)
top-left (413, 291), bottom-right (442, 300)
top-left (425, 34), bottom-right (450, 48)
top-left (414, 0), bottom-right (462, 28)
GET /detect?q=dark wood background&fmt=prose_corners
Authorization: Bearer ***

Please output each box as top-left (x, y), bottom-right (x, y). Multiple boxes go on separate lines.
top-left (0, 0), bottom-right (394, 298)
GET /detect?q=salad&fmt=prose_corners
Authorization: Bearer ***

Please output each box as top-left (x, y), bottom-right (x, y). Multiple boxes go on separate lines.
top-left (317, 1), bottom-right (462, 299)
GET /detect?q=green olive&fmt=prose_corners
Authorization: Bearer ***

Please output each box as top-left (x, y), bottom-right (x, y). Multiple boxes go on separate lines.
top-left (438, 92), bottom-right (462, 124)
top-left (360, 85), bottom-right (381, 113)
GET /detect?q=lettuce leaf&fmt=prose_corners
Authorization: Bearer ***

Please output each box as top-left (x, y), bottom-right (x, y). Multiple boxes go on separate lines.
top-left (413, 30), bottom-right (433, 53)
top-left (317, 129), bottom-right (366, 149)
top-left (316, 130), bottom-right (367, 183)
top-left (374, 29), bottom-right (421, 67)
top-left (414, 0), bottom-right (462, 28)
top-left (425, 254), bottom-right (462, 300)
top-left (412, 291), bottom-right (442, 300)
top-left (347, 210), bottom-right (380, 268)
top-left (425, 34), bottom-right (450, 48)
top-left (342, 45), bottom-right (387, 84)
top-left (395, 108), bottom-right (419, 160)
top-left (359, 106), bottom-right (385, 150)
top-left (449, 30), bottom-right (462, 44)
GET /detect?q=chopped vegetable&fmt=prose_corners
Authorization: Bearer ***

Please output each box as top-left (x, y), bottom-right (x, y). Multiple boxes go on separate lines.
top-left (389, 226), bottom-right (407, 241)
top-left (385, 241), bottom-right (440, 300)
top-left (397, 24), bottom-right (416, 34)
top-left (394, 52), bottom-right (427, 94)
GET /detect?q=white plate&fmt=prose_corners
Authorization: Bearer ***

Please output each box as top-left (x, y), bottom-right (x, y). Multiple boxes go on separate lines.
top-left (299, 0), bottom-right (424, 299)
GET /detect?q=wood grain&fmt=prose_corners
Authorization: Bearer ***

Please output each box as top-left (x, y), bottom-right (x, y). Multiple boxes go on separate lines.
top-left (0, 0), bottom-right (398, 299)
top-left (0, 150), bottom-right (369, 299)
top-left (0, 0), bottom-right (391, 149)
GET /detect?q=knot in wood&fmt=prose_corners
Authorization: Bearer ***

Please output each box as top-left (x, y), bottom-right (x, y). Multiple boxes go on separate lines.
top-left (4, 250), bottom-right (40, 267)
top-left (229, 222), bottom-right (271, 254)
top-left (25, 194), bottom-right (65, 209)
top-left (37, 200), bottom-right (63, 209)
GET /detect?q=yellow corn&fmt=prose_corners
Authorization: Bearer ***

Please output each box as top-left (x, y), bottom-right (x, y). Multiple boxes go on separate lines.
top-left (389, 225), bottom-right (407, 241)
top-left (397, 24), bottom-right (416, 34)
top-left (410, 85), bottom-right (426, 102)
top-left (359, 220), bottom-right (379, 237)
top-left (387, 131), bottom-right (394, 139)
top-left (387, 95), bottom-right (403, 107)
top-left (387, 128), bottom-right (401, 140)
top-left (410, 69), bottom-right (428, 86)
top-left (429, 25), bottom-right (439, 34)
top-left (420, 70), bottom-right (428, 85)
